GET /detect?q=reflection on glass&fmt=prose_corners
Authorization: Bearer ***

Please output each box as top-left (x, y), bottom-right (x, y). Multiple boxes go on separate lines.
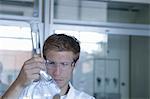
top-left (0, 0), bottom-right (39, 17)
top-left (55, 30), bottom-right (107, 55)
top-left (0, 26), bottom-right (32, 51)
top-left (55, 30), bottom-right (108, 97)
top-left (0, 62), bottom-right (9, 95)
top-left (0, 24), bottom-right (33, 94)
top-left (54, 0), bottom-right (150, 24)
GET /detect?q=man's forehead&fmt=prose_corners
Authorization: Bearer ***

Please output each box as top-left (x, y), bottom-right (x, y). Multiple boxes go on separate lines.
top-left (46, 50), bottom-right (74, 58)
top-left (46, 50), bottom-right (74, 54)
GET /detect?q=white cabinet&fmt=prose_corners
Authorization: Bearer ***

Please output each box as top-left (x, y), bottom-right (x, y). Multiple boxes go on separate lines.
top-left (94, 59), bottom-right (120, 99)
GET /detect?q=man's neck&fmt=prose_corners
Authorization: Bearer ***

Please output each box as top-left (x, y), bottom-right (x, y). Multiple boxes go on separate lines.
top-left (60, 84), bottom-right (70, 96)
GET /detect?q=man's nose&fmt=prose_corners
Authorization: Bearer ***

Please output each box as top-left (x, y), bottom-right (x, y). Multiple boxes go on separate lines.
top-left (54, 64), bottom-right (61, 75)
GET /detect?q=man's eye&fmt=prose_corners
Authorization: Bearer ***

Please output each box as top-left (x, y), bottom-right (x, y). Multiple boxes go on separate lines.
top-left (49, 62), bottom-right (55, 65)
top-left (61, 63), bottom-right (69, 66)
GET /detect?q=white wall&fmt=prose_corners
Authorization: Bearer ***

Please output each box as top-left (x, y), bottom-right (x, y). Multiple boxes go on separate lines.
top-left (130, 36), bottom-right (149, 99)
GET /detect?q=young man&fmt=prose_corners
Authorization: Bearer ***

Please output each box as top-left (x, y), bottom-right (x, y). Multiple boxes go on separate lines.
top-left (1, 34), bottom-right (95, 99)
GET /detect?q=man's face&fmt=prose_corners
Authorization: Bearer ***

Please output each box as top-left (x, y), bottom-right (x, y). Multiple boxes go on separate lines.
top-left (45, 50), bottom-right (75, 89)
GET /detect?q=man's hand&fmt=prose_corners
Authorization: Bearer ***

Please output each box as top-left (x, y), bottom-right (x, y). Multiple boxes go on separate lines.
top-left (1, 56), bottom-right (46, 99)
top-left (16, 56), bottom-right (46, 87)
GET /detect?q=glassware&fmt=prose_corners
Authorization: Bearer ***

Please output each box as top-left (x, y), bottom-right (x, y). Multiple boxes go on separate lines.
top-left (19, 70), bottom-right (60, 99)
top-left (30, 21), bottom-right (41, 55)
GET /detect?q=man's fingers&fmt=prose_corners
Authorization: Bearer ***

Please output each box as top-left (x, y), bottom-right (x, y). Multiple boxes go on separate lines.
top-left (24, 57), bottom-right (45, 65)
top-left (24, 62), bottom-right (45, 70)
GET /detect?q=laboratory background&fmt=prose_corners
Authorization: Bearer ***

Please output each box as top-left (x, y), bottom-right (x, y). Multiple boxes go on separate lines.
top-left (0, 0), bottom-right (150, 99)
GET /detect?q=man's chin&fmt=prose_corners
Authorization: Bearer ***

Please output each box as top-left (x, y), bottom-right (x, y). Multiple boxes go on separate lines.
top-left (55, 81), bottom-right (64, 88)
top-left (57, 83), bottom-right (68, 89)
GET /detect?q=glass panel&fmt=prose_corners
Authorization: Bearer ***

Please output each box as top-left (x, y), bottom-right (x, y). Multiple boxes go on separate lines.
top-left (55, 30), bottom-right (108, 96)
top-left (0, 0), bottom-right (39, 17)
top-left (54, 0), bottom-right (150, 25)
top-left (55, 29), bottom-right (150, 99)
top-left (0, 24), bottom-right (33, 95)
top-left (105, 34), bottom-right (149, 99)
top-left (108, 2), bottom-right (150, 24)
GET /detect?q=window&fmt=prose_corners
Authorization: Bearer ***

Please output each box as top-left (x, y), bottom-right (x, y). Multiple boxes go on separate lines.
top-left (0, 23), bottom-right (33, 95)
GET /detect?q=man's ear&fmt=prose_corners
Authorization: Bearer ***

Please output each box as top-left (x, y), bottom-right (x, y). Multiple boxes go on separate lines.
top-left (71, 62), bottom-right (76, 68)
top-left (74, 60), bottom-right (80, 67)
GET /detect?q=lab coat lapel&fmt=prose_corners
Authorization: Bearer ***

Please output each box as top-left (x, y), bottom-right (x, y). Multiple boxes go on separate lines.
top-left (65, 83), bottom-right (76, 99)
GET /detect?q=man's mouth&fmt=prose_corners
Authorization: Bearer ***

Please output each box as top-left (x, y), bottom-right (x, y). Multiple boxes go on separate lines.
top-left (54, 79), bottom-right (63, 82)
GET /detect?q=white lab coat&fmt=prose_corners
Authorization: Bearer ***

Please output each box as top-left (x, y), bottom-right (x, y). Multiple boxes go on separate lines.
top-left (19, 82), bottom-right (95, 99)
top-left (61, 83), bottom-right (95, 99)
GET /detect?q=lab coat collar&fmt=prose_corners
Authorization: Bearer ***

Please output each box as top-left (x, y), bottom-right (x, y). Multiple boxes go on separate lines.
top-left (65, 82), bottom-right (75, 99)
